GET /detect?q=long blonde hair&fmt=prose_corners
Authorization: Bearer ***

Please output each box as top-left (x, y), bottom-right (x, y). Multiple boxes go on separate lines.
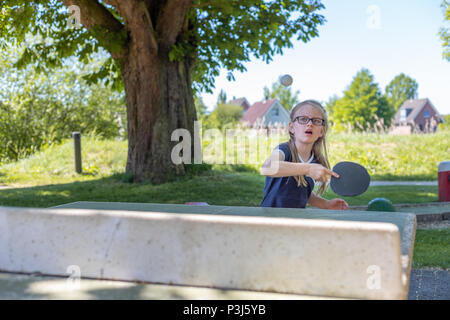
top-left (288, 99), bottom-right (330, 196)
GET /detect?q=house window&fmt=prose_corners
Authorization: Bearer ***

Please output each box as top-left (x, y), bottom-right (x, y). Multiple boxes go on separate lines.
top-left (400, 109), bottom-right (407, 121)
top-left (424, 110), bottom-right (430, 118)
top-left (272, 108), bottom-right (279, 116)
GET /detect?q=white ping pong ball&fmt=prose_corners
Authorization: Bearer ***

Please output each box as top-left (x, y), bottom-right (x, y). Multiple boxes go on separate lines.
top-left (279, 74), bottom-right (293, 87)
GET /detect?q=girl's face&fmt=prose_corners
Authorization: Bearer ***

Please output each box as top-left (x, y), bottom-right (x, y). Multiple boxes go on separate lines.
top-left (289, 104), bottom-right (325, 145)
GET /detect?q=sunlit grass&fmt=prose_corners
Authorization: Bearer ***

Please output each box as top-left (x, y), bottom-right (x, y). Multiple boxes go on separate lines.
top-left (413, 229), bottom-right (450, 269)
top-left (1, 129), bottom-right (448, 186)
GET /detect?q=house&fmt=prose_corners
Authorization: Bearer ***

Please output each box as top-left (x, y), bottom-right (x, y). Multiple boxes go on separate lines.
top-left (228, 97), bottom-right (251, 113)
top-left (392, 98), bottom-right (444, 134)
top-left (240, 99), bottom-right (290, 127)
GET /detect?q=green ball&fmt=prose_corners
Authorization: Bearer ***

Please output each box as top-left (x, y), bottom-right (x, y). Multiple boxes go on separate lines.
top-left (367, 198), bottom-right (396, 212)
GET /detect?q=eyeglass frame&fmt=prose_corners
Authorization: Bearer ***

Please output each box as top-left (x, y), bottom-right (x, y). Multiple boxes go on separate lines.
top-left (292, 116), bottom-right (325, 126)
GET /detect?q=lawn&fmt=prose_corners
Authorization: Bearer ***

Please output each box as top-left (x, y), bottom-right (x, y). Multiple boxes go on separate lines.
top-left (1, 129), bottom-right (449, 186)
top-left (413, 229), bottom-right (450, 269)
top-left (0, 169), bottom-right (440, 208)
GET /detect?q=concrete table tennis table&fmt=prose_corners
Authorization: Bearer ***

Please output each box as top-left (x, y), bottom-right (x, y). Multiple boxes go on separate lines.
top-left (0, 201), bottom-right (416, 299)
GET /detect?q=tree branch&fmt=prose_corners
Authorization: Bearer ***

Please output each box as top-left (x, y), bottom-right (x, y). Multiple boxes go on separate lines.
top-left (139, 1), bottom-right (159, 52)
top-left (156, 0), bottom-right (193, 48)
top-left (61, 0), bottom-right (128, 59)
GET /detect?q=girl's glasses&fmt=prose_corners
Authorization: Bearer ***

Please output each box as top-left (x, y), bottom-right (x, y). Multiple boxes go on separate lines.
top-left (293, 116), bottom-right (325, 126)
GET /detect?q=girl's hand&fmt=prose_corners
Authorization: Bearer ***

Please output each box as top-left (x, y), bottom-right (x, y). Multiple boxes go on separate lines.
top-left (327, 198), bottom-right (349, 210)
top-left (307, 163), bottom-right (339, 183)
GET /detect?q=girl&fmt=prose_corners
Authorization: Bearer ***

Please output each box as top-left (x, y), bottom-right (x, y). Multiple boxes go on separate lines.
top-left (260, 100), bottom-right (348, 210)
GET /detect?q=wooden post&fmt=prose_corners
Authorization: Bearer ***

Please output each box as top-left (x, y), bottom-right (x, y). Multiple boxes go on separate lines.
top-left (73, 132), bottom-right (82, 174)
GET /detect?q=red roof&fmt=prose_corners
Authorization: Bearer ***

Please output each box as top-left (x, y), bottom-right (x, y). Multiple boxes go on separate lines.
top-left (241, 99), bottom-right (277, 125)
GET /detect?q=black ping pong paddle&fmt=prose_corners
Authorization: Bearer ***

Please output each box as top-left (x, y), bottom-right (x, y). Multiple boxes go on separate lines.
top-left (330, 161), bottom-right (370, 197)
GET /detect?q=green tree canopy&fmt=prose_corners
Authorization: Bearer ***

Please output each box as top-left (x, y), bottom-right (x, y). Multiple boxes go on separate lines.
top-left (263, 80), bottom-right (300, 111)
top-left (384, 73), bottom-right (419, 111)
top-left (330, 68), bottom-right (395, 132)
top-left (439, 0), bottom-right (450, 61)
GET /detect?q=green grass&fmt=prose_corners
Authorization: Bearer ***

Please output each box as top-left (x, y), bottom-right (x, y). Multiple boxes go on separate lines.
top-left (0, 137), bottom-right (127, 186)
top-left (412, 229), bottom-right (450, 269)
top-left (1, 129), bottom-right (448, 186)
top-left (327, 130), bottom-right (450, 181)
top-left (0, 169), bottom-right (440, 208)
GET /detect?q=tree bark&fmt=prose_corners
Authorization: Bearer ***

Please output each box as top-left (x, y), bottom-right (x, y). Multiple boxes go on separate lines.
top-left (122, 46), bottom-right (197, 183)
top-left (120, 1), bottom-right (196, 183)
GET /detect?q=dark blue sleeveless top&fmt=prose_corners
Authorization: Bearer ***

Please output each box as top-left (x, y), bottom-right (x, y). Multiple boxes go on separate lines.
top-left (260, 142), bottom-right (316, 208)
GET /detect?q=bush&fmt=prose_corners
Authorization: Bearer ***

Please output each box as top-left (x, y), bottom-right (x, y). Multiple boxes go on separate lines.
top-left (0, 48), bottom-right (126, 163)
top-left (203, 103), bottom-right (243, 130)
top-left (438, 114), bottom-right (450, 131)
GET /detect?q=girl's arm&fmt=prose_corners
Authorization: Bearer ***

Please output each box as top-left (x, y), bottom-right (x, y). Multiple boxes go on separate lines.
top-left (308, 192), bottom-right (349, 210)
top-left (260, 150), bottom-right (339, 183)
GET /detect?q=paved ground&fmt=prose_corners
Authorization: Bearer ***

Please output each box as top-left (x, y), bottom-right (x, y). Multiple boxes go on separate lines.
top-left (408, 268), bottom-right (450, 300)
top-left (0, 268), bottom-right (447, 300)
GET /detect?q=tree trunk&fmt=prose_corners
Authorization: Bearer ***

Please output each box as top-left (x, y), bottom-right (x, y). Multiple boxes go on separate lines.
top-left (121, 25), bottom-right (196, 184)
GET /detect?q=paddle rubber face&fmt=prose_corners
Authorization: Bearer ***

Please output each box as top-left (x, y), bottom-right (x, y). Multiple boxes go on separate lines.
top-left (330, 161), bottom-right (370, 197)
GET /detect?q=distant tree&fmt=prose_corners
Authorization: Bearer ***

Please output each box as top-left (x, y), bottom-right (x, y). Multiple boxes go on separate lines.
top-left (203, 103), bottom-right (243, 130)
top-left (194, 96), bottom-right (208, 120)
top-left (439, 0), bottom-right (450, 61)
top-left (217, 89), bottom-right (227, 105)
top-left (438, 114), bottom-right (450, 130)
top-left (384, 73), bottom-right (419, 111)
top-left (263, 81), bottom-right (300, 111)
top-left (331, 68), bottom-right (395, 132)
top-left (325, 94), bottom-right (339, 124)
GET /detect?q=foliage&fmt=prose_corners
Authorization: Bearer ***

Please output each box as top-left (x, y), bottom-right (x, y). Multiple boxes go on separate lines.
top-left (438, 114), bottom-right (450, 130)
top-left (263, 80), bottom-right (300, 111)
top-left (0, 1), bottom-right (326, 93)
top-left (203, 103), bottom-right (244, 130)
top-left (0, 44), bottom-right (126, 163)
top-left (216, 89), bottom-right (227, 105)
top-left (194, 95), bottom-right (209, 120)
top-left (384, 73), bottom-right (419, 111)
top-left (329, 68), bottom-right (395, 132)
top-left (325, 94), bottom-right (339, 125)
top-left (439, 0), bottom-right (450, 61)
top-left (0, 1), bottom-right (125, 89)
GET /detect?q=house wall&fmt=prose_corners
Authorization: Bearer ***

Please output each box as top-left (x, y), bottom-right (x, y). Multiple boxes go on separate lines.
top-left (263, 102), bottom-right (290, 126)
top-left (413, 102), bottom-right (440, 131)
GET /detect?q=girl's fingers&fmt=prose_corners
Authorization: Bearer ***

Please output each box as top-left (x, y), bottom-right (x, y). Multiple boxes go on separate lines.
top-left (328, 169), bottom-right (339, 178)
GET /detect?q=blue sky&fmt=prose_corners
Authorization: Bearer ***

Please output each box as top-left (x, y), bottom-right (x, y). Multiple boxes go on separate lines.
top-left (200, 0), bottom-right (450, 115)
